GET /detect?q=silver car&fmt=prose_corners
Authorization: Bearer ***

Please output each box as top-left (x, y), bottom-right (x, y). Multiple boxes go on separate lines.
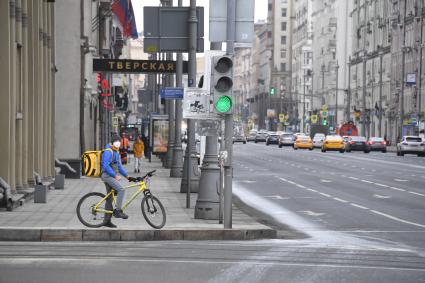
top-left (397, 136), bottom-right (425, 156)
top-left (255, 131), bottom-right (268, 143)
top-left (312, 134), bottom-right (325, 148)
top-left (278, 133), bottom-right (295, 147)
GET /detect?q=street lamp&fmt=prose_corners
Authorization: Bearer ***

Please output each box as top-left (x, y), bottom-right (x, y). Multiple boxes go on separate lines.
top-left (335, 61), bottom-right (339, 128)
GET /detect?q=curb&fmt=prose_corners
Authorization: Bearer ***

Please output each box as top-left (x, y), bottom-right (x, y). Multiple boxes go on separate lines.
top-left (0, 228), bottom-right (278, 242)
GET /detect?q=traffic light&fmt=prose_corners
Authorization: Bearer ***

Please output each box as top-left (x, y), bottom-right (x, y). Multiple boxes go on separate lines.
top-left (211, 55), bottom-right (233, 114)
top-left (322, 117), bottom-right (328, 126)
top-left (270, 87), bottom-right (276, 96)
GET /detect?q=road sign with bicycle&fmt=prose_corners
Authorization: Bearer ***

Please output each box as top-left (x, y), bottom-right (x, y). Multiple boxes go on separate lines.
top-left (182, 88), bottom-right (220, 120)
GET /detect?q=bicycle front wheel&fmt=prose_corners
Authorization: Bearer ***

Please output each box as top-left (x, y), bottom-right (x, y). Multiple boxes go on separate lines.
top-left (76, 192), bottom-right (110, 228)
top-left (141, 196), bottom-right (166, 229)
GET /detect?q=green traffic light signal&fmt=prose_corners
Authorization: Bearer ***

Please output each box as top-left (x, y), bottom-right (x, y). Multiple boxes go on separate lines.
top-left (270, 87), bottom-right (276, 96)
top-left (322, 118), bottom-right (328, 126)
top-left (215, 95), bottom-right (232, 113)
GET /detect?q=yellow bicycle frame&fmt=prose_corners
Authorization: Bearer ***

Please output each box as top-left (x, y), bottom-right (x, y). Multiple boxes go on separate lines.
top-left (94, 180), bottom-right (147, 215)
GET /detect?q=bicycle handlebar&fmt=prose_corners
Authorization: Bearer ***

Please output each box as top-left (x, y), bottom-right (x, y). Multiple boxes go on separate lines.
top-left (128, 170), bottom-right (157, 183)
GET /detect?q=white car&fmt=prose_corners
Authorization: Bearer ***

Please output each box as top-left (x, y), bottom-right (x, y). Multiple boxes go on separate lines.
top-left (312, 134), bottom-right (325, 148)
top-left (396, 136), bottom-right (425, 156)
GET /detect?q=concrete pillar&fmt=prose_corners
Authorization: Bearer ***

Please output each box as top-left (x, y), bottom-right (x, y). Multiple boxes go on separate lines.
top-left (26, 0), bottom-right (35, 186)
top-left (0, 1), bottom-right (12, 188)
top-left (49, 4), bottom-right (55, 178)
top-left (46, 3), bottom-right (53, 179)
top-left (42, 2), bottom-right (49, 180)
top-left (34, 0), bottom-right (42, 177)
top-left (21, 0), bottom-right (29, 188)
top-left (9, 0), bottom-right (17, 192)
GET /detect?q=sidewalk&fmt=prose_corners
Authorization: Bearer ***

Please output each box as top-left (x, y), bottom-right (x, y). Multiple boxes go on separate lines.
top-left (0, 156), bottom-right (276, 241)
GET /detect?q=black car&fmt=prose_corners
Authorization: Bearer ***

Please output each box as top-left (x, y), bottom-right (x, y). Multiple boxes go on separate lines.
top-left (345, 136), bottom-right (370, 153)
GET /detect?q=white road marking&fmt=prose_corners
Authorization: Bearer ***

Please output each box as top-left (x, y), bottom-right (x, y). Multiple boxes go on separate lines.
top-left (287, 180), bottom-right (296, 185)
top-left (349, 176), bottom-right (359, 180)
top-left (371, 210), bottom-right (425, 228)
top-left (264, 195), bottom-right (287, 200)
top-left (299, 210), bottom-right (325, 217)
top-left (394, 179), bottom-right (409, 182)
top-left (408, 191), bottom-right (425, 197)
top-left (320, 179), bottom-right (332, 183)
top-left (333, 197), bottom-right (348, 203)
top-left (241, 180), bottom-right (257, 184)
top-left (307, 188), bottom-right (317, 192)
top-left (389, 187), bottom-right (406, 192)
top-left (279, 177), bottom-right (287, 182)
top-left (373, 194), bottom-right (392, 199)
top-left (319, 192), bottom-right (332, 198)
top-left (375, 183), bottom-right (389, 188)
top-left (350, 203), bottom-right (369, 210)
top-left (361, 180), bottom-right (373, 184)
top-left (296, 184), bottom-right (306, 189)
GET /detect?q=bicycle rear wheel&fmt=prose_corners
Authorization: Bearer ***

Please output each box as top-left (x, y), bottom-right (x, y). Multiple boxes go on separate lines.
top-left (76, 192), bottom-right (110, 228)
top-left (141, 196), bottom-right (166, 229)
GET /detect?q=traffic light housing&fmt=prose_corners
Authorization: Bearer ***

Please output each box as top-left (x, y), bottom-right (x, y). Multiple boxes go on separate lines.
top-left (322, 117), bottom-right (328, 126)
top-left (211, 55), bottom-right (233, 114)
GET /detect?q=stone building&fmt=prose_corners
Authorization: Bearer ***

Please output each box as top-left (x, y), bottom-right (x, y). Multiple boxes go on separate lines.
top-left (0, 0), bottom-right (55, 207)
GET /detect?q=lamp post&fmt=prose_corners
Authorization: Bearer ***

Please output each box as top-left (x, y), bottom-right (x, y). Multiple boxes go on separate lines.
top-left (335, 61), bottom-right (339, 128)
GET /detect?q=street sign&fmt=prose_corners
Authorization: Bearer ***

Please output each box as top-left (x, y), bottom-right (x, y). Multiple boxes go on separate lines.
top-left (160, 87), bottom-right (184, 100)
top-left (209, 0), bottom-right (254, 43)
top-left (406, 73), bottom-right (416, 85)
top-left (93, 59), bottom-right (189, 74)
top-left (183, 88), bottom-right (220, 120)
top-left (144, 7), bottom-right (204, 53)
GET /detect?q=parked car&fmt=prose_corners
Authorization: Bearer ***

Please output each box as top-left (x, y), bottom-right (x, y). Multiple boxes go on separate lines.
top-left (278, 133), bottom-right (295, 148)
top-left (247, 130), bottom-right (257, 142)
top-left (294, 135), bottom-right (313, 150)
top-left (266, 132), bottom-right (280, 145)
top-left (233, 134), bottom-right (247, 144)
top-left (322, 135), bottom-right (345, 153)
top-left (312, 133), bottom-right (326, 148)
top-left (368, 137), bottom-right (387, 153)
top-left (397, 136), bottom-right (425, 156)
top-left (345, 136), bottom-right (370, 153)
top-left (254, 131), bottom-right (268, 143)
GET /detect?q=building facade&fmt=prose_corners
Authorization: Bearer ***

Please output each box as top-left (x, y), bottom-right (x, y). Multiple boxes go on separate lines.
top-left (1, 0), bottom-right (55, 207)
top-left (292, 0), bottom-right (313, 132)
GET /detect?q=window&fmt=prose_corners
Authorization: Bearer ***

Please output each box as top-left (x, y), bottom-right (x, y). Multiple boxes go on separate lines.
top-left (281, 22), bottom-right (287, 31)
top-left (281, 63), bottom-right (286, 72)
top-left (281, 50), bottom-right (286, 58)
top-left (282, 8), bottom-right (287, 17)
top-left (281, 36), bottom-right (287, 45)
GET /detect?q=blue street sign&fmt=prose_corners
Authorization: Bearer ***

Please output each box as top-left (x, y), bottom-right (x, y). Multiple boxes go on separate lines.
top-left (160, 87), bottom-right (184, 100)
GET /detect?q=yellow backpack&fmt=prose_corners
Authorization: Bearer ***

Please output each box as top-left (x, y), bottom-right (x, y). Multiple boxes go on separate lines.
top-left (82, 148), bottom-right (112, 177)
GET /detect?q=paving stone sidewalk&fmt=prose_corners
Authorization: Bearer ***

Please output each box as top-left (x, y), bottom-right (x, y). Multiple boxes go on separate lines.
top-left (0, 155), bottom-right (276, 241)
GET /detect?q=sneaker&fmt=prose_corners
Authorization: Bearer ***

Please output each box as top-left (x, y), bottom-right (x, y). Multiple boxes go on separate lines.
top-left (113, 209), bottom-right (129, 219)
top-left (104, 221), bottom-right (117, 228)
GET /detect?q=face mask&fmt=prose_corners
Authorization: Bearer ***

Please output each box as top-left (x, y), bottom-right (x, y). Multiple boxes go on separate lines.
top-left (113, 141), bottom-right (121, 148)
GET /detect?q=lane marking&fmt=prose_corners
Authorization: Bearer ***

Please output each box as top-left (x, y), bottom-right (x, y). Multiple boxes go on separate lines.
top-left (370, 210), bottom-right (425, 229)
top-left (264, 195), bottom-right (287, 200)
top-left (349, 176), bottom-right (359, 180)
top-left (361, 180), bottom-right (373, 184)
top-left (287, 180), bottom-right (296, 185)
top-left (307, 188), bottom-right (317, 192)
top-left (296, 184), bottom-right (306, 189)
top-left (333, 197), bottom-right (348, 203)
top-left (319, 192), bottom-right (332, 198)
top-left (320, 179), bottom-right (332, 183)
top-left (373, 194), bottom-right (392, 199)
top-left (299, 210), bottom-right (325, 217)
top-left (408, 191), bottom-right (425, 196)
top-left (350, 203), bottom-right (369, 210)
top-left (375, 183), bottom-right (389, 188)
top-left (390, 187), bottom-right (406, 192)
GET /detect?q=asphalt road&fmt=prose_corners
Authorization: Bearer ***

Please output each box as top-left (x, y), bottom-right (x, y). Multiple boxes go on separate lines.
top-left (0, 241), bottom-right (424, 283)
top-left (1, 143), bottom-right (425, 283)
top-left (233, 142), bottom-right (425, 252)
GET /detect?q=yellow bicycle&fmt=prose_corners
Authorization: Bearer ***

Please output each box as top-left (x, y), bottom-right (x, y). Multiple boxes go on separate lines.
top-left (76, 170), bottom-right (166, 229)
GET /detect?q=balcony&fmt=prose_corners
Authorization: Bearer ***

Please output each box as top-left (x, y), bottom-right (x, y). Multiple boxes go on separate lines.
top-left (328, 17), bottom-right (337, 28)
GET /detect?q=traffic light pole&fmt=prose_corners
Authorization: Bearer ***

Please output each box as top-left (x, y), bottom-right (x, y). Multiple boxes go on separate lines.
top-left (224, 0), bottom-right (236, 229)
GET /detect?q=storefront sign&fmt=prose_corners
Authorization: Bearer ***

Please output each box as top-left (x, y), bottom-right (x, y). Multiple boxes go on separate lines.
top-left (93, 59), bottom-right (188, 74)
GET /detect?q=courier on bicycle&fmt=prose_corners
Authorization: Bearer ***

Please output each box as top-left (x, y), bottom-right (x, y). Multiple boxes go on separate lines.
top-left (100, 133), bottom-right (138, 227)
